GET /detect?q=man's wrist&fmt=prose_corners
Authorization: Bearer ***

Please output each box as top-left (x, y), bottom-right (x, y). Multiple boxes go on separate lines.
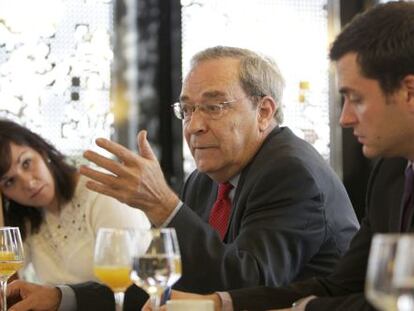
top-left (209, 293), bottom-right (223, 311)
top-left (159, 200), bottom-right (183, 227)
top-left (51, 287), bottom-right (62, 311)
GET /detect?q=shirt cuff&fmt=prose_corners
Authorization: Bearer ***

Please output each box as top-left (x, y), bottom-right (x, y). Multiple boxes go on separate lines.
top-left (56, 285), bottom-right (77, 311)
top-left (292, 295), bottom-right (317, 311)
top-left (216, 291), bottom-right (233, 311)
top-left (160, 201), bottom-right (183, 227)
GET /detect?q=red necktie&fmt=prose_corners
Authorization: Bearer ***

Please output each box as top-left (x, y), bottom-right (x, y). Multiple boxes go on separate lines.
top-left (209, 183), bottom-right (233, 240)
top-left (401, 164), bottom-right (414, 231)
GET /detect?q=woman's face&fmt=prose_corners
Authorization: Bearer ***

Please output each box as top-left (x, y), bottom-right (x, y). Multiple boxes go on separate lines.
top-left (0, 143), bottom-right (57, 210)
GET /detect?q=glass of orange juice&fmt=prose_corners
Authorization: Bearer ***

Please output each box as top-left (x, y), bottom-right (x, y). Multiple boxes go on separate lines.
top-left (0, 227), bottom-right (24, 311)
top-left (93, 228), bottom-right (133, 311)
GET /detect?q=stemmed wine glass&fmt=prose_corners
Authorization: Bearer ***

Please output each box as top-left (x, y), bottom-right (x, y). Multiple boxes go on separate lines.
top-left (93, 228), bottom-right (134, 311)
top-left (392, 234), bottom-right (414, 311)
top-left (130, 228), bottom-right (181, 311)
top-left (0, 227), bottom-right (24, 311)
top-left (365, 233), bottom-right (400, 311)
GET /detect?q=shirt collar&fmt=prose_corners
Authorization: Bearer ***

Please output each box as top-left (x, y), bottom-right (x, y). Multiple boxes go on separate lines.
top-left (228, 174), bottom-right (240, 189)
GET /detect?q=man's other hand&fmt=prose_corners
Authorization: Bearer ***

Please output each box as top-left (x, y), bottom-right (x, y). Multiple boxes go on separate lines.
top-left (6, 280), bottom-right (61, 311)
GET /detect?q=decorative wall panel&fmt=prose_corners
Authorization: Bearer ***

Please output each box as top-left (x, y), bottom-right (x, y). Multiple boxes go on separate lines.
top-left (0, 0), bottom-right (113, 157)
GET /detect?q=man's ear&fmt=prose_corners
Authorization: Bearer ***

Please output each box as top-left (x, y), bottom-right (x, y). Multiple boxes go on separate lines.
top-left (402, 75), bottom-right (414, 112)
top-left (257, 96), bottom-right (277, 131)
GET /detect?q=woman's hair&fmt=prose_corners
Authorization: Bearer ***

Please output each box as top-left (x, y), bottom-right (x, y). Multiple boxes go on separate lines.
top-left (0, 119), bottom-right (77, 240)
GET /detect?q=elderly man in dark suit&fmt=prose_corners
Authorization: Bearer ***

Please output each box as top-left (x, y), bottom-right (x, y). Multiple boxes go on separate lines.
top-left (79, 46), bottom-right (358, 291)
top-left (6, 46), bottom-right (358, 311)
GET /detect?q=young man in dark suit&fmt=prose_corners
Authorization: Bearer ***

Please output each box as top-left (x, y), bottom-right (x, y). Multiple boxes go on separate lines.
top-left (155, 2), bottom-right (414, 311)
top-left (6, 47), bottom-right (359, 310)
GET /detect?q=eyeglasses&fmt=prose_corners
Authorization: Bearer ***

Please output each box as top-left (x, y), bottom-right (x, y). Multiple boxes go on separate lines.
top-left (171, 99), bottom-right (239, 121)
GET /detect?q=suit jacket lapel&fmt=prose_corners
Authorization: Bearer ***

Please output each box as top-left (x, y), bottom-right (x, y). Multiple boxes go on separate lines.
top-left (389, 160), bottom-right (409, 231)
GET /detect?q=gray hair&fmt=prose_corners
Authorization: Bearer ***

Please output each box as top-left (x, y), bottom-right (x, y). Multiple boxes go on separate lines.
top-left (190, 46), bottom-right (285, 123)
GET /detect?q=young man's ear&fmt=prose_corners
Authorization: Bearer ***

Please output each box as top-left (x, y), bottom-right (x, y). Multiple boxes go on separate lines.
top-left (257, 96), bottom-right (277, 131)
top-left (403, 75), bottom-right (414, 111)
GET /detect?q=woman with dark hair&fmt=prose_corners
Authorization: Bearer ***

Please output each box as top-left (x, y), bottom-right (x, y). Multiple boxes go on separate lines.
top-left (0, 119), bottom-right (150, 284)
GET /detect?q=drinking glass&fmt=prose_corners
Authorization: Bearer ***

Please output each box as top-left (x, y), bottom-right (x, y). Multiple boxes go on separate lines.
top-left (392, 235), bottom-right (414, 311)
top-left (365, 233), bottom-right (400, 311)
top-left (93, 228), bottom-right (134, 311)
top-left (130, 228), bottom-right (181, 311)
top-left (0, 227), bottom-right (24, 311)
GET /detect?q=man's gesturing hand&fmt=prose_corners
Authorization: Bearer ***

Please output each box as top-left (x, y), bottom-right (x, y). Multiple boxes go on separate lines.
top-left (80, 130), bottom-right (179, 226)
